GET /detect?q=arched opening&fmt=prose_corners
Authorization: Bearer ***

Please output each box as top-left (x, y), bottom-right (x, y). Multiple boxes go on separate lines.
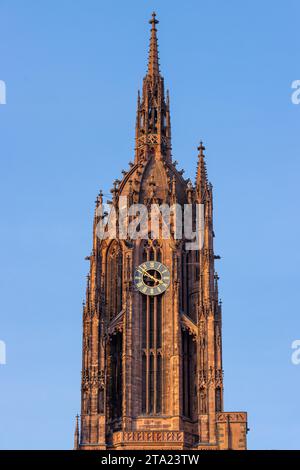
top-left (110, 332), bottom-right (123, 421)
top-left (140, 242), bottom-right (163, 415)
top-left (215, 387), bottom-right (222, 412)
top-left (107, 242), bottom-right (123, 320)
top-left (182, 330), bottom-right (194, 419)
top-left (141, 293), bottom-right (163, 415)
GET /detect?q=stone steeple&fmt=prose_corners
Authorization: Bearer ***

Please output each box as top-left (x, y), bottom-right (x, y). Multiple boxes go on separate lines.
top-left (135, 12), bottom-right (171, 163)
top-left (147, 12), bottom-right (160, 77)
top-left (76, 13), bottom-right (248, 451)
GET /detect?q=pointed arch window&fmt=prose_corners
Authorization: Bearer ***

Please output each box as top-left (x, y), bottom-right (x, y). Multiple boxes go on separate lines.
top-left (149, 247), bottom-right (155, 261)
top-left (181, 251), bottom-right (192, 315)
top-left (195, 249), bottom-right (200, 281)
top-left (107, 242), bottom-right (123, 320)
top-left (215, 387), bottom-right (222, 412)
top-left (156, 353), bottom-right (162, 413)
top-left (98, 387), bottom-right (104, 414)
top-left (141, 241), bottom-right (163, 415)
top-left (141, 294), bottom-right (163, 415)
top-left (182, 329), bottom-right (194, 419)
top-left (186, 251), bottom-right (191, 316)
top-left (110, 332), bottom-right (123, 420)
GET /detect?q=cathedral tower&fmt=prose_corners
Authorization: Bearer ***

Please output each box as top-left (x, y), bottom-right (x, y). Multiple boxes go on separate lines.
top-left (75, 13), bottom-right (248, 450)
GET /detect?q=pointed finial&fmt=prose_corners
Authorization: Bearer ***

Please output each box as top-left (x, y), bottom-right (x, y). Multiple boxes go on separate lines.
top-left (196, 141), bottom-right (208, 199)
top-left (74, 414), bottom-right (79, 450)
top-left (111, 180), bottom-right (119, 194)
top-left (147, 12), bottom-right (160, 76)
top-left (186, 178), bottom-right (193, 189)
top-left (95, 189), bottom-right (103, 207)
top-left (149, 11), bottom-right (159, 27)
top-left (198, 141), bottom-right (206, 157)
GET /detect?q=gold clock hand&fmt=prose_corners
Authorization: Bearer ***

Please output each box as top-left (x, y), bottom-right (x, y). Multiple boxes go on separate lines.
top-left (143, 270), bottom-right (157, 282)
top-left (139, 267), bottom-right (153, 281)
top-left (140, 267), bottom-right (163, 285)
top-left (139, 267), bottom-right (150, 277)
top-left (152, 274), bottom-right (163, 285)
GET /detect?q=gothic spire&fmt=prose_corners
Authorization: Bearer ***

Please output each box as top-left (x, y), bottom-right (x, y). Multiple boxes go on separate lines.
top-left (147, 12), bottom-right (160, 77)
top-left (134, 13), bottom-right (171, 163)
top-left (73, 414), bottom-right (79, 450)
top-left (196, 141), bottom-right (208, 201)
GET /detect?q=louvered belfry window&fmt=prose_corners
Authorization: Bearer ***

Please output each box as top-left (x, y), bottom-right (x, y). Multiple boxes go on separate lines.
top-left (141, 242), bottom-right (163, 415)
top-left (107, 242), bottom-right (123, 319)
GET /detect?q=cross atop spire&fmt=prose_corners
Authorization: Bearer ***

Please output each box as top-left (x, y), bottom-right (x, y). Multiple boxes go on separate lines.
top-left (149, 11), bottom-right (158, 27)
top-left (198, 141), bottom-right (206, 157)
top-left (147, 12), bottom-right (160, 76)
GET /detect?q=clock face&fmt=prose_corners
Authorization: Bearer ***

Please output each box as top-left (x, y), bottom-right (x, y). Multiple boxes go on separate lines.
top-left (134, 261), bottom-right (170, 296)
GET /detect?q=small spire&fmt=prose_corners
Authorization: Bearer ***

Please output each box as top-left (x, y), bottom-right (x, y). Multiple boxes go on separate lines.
top-left (196, 141), bottom-right (208, 200)
top-left (74, 414), bottom-right (79, 450)
top-left (147, 12), bottom-right (160, 76)
top-left (85, 274), bottom-right (91, 308)
top-left (95, 189), bottom-right (103, 207)
top-left (214, 272), bottom-right (219, 300)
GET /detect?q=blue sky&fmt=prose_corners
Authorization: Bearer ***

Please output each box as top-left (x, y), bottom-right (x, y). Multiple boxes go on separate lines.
top-left (0, 0), bottom-right (300, 450)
